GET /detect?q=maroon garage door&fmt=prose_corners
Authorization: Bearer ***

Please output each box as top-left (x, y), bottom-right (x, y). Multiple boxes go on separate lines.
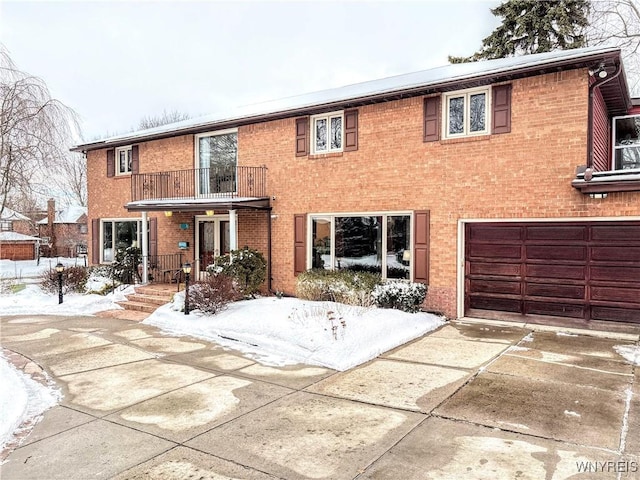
top-left (465, 221), bottom-right (640, 327)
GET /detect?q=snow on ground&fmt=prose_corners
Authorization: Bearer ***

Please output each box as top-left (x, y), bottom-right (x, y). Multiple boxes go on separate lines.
top-left (615, 345), bottom-right (640, 366)
top-left (0, 283), bottom-right (131, 316)
top-left (145, 294), bottom-right (445, 371)
top-left (0, 257), bottom-right (87, 280)
top-left (0, 351), bottom-right (61, 457)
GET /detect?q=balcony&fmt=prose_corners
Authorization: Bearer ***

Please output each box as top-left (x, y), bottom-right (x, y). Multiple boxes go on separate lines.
top-left (572, 167), bottom-right (640, 194)
top-left (127, 166), bottom-right (269, 212)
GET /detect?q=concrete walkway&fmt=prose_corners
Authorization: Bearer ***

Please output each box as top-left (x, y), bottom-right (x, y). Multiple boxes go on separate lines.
top-left (1, 313), bottom-right (638, 479)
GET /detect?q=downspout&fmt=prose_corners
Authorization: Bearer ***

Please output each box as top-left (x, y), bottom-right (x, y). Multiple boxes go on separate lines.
top-left (587, 62), bottom-right (622, 169)
top-left (267, 208), bottom-right (273, 293)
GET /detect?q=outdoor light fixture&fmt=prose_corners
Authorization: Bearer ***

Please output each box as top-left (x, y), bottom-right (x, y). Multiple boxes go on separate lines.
top-left (205, 210), bottom-right (215, 216)
top-left (589, 193), bottom-right (608, 199)
top-left (164, 211), bottom-right (173, 217)
top-left (402, 250), bottom-right (411, 262)
top-left (182, 262), bottom-right (192, 315)
top-left (55, 262), bottom-right (64, 304)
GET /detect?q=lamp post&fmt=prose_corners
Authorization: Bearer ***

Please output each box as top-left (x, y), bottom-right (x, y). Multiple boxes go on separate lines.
top-left (55, 262), bottom-right (64, 304)
top-left (182, 262), bottom-right (192, 315)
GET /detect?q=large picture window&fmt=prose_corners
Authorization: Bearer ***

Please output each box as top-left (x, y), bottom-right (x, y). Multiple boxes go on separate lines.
top-left (101, 219), bottom-right (141, 263)
top-left (310, 213), bottom-right (411, 280)
top-left (196, 130), bottom-right (238, 195)
top-left (444, 87), bottom-right (489, 138)
top-left (613, 115), bottom-right (640, 170)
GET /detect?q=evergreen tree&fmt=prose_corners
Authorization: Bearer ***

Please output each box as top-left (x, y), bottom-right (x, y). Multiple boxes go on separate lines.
top-left (449, 0), bottom-right (590, 63)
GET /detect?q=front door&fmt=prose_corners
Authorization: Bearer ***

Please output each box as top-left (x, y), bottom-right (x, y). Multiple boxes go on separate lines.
top-left (197, 218), bottom-right (230, 278)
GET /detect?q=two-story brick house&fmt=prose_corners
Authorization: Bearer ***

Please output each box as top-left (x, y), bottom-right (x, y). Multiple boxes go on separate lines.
top-left (74, 46), bottom-right (640, 331)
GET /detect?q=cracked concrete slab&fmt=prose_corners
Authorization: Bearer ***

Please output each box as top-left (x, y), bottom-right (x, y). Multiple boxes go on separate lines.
top-left (186, 391), bottom-right (424, 480)
top-left (106, 375), bottom-right (292, 443)
top-left (59, 359), bottom-right (215, 415)
top-left (164, 349), bottom-right (256, 372)
top-left (1, 419), bottom-right (175, 480)
top-left (306, 359), bottom-right (470, 412)
top-left (129, 336), bottom-right (208, 354)
top-left (435, 372), bottom-right (627, 450)
top-left (487, 354), bottom-right (633, 393)
top-left (433, 323), bottom-right (528, 344)
top-left (41, 343), bottom-right (156, 376)
top-left (361, 416), bottom-right (620, 480)
top-left (237, 363), bottom-right (334, 389)
top-left (386, 336), bottom-right (509, 369)
top-left (111, 446), bottom-right (280, 479)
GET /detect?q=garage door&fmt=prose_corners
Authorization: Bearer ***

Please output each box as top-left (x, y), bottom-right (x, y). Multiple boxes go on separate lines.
top-left (465, 221), bottom-right (640, 326)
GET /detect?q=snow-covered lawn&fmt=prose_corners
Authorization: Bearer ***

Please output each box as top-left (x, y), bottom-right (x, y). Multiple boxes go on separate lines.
top-left (145, 294), bottom-right (446, 371)
top-left (1, 257), bottom-right (87, 280)
top-left (0, 352), bottom-right (60, 459)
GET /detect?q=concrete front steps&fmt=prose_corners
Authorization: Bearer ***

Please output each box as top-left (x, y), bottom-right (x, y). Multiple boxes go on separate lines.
top-left (116, 284), bottom-right (177, 314)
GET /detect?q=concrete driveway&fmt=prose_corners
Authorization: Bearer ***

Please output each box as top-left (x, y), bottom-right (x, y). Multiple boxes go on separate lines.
top-left (1, 313), bottom-right (638, 479)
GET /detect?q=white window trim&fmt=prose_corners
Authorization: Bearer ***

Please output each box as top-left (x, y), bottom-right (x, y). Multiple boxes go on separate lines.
top-left (443, 86), bottom-right (491, 139)
top-left (115, 146), bottom-right (133, 176)
top-left (307, 211), bottom-right (414, 281)
top-left (194, 128), bottom-right (239, 169)
top-left (611, 114), bottom-right (640, 171)
top-left (310, 111), bottom-right (344, 154)
top-left (100, 218), bottom-right (142, 264)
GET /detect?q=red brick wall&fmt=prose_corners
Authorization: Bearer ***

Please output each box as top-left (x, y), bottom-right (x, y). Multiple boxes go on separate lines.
top-left (87, 68), bottom-right (640, 317)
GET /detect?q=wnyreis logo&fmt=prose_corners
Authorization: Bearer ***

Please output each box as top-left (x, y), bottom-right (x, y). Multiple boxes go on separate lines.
top-left (576, 460), bottom-right (638, 473)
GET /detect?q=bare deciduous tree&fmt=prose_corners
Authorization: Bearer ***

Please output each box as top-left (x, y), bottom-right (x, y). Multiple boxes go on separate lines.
top-left (0, 46), bottom-right (80, 215)
top-left (138, 109), bottom-right (190, 130)
top-left (588, 0), bottom-right (640, 94)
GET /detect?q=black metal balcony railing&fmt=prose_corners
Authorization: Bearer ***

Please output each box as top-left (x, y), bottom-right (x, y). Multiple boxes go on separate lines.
top-left (131, 166), bottom-right (267, 202)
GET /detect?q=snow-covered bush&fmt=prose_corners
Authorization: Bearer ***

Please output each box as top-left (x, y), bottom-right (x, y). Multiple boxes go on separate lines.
top-left (372, 281), bottom-right (427, 313)
top-left (189, 274), bottom-right (239, 314)
top-left (296, 269), bottom-right (381, 306)
top-left (85, 266), bottom-right (118, 295)
top-left (208, 247), bottom-right (266, 298)
top-left (40, 266), bottom-right (89, 294)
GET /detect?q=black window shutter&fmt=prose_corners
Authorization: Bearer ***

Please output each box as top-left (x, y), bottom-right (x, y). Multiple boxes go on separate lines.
top-left (295, 118), bottom-right (309, 156)
top-left (131, 145), bottom-right (139, 174)
top-left (492, 84), bottom-right (512, 134)
top-left (293, 214), bottom-right (306, 275)
top-left (106, 149), bottom-right (115, 177)
top-left (423, 97), bottom-right (440, 142)
top-left (344, 109), bottom-right (358, 151)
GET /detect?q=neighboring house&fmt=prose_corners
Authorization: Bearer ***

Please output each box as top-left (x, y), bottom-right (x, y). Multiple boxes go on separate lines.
top-left (37, 199), bottom-right (88, 258)
top-left (74, 46), bottom-right (640, 331)
top-left (0, 207), bottom-right (36, 236)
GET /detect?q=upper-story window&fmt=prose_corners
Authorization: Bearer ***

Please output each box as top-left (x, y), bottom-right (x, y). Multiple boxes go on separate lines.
top-left (196, 129), bottom-right (238, 195)
top-left (116, 146), bottom-right (132, 175)
top-left (613, 114), bottom-right (640, 170)
top-left (444, 87), bottom-right (490, 138)
top-left (0, 220), bottom-right (12, 231)
top-left (311, 111), bottom-right (343, 154)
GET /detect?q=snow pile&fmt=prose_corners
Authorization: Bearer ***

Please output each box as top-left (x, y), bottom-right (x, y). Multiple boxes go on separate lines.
top-left (145, 295), bottom-right (445, 371)
top-left (0, 353), bottom-right (61, 454)
top-left (0, 284), bottom-right (130, 316)
top-left (614, 345), bottom-right (640, 366)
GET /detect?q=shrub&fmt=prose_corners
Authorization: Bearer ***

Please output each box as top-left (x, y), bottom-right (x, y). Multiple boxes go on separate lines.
top-left (372, 281), bottom-right (427, 313)
top-left (209, 247), bottom-right (266, 297)
top-left (296, 269), bottom-right (382, 307)
top-left (85, 266), bottom-right (119, 295)
top-left (40, 266), bottom-right (89, 294)
top-left (112, 246), bottom-right (141, 284)
top-left (189, 274), bottom-right (239, 314)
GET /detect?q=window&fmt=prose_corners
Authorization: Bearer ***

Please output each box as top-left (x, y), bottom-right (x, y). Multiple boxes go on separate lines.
top-left (310, 213), bottom-right (411, 280)
top-left (116, 146), bottom-right (132, 175)
top-left (101, 219), bottom-right (141, 262)
top-left (613, 115), bottom-right (640, 170)
top-left (79, 224), bottom-right (88, 234)
top-left (311, 111), bottom-right (343, 154)
top-left (0, 220), bottom-right (12, 231)
top-left (444, 88), bottom-right (489, 138)
top-left (196, 130), bottom-right (237, 195)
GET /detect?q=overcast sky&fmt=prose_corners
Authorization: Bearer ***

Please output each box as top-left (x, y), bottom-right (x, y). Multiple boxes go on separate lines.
top-left (2, 1), bottom-right (500, 141)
